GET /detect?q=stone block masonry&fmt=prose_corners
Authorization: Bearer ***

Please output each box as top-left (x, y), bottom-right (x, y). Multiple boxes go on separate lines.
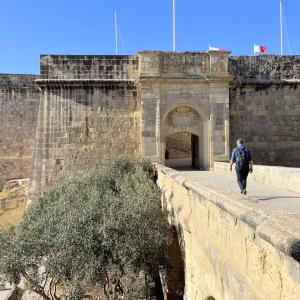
top-left (229, 55), bottom-right (300, 167)
top-left (0, 74), bottom-right (40, 188)
top-left (1, 52), bottom-right (300, 198)
top-left (40, 55), bottom-right (139, 80)
top-left (157, 165), bottom-right (300, 300)
top-left (30, 78), bottom-right (141, 199)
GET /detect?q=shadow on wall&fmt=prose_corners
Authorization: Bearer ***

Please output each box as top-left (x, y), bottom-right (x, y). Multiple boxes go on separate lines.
top-left (165, 226), bottom-right (185, 300)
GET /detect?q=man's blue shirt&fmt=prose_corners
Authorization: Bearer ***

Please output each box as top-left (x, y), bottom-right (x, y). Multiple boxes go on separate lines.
top-left (231, 145), bottom-right (252, 163)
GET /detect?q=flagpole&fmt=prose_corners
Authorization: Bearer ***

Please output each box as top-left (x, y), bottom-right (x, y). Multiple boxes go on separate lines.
top-left (280, 0), bottom-right (283, 55)
top-left (115, 10), bottom-right (118, 55)
top-left (173, 0), bottom-right (176, 52)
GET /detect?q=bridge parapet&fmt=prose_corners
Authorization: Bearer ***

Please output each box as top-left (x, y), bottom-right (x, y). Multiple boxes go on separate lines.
top-left (214, 162), bottom-right (300, 194)
top-left (156, 164), bottom-right (300, 300)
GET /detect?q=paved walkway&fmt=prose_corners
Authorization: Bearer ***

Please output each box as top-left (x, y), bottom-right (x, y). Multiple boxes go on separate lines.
top-left (176, 169), bottom-right (300, 216)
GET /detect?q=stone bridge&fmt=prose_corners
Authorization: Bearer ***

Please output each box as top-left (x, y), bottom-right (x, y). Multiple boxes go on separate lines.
top-left (157, 162), bottom-right (300, 300)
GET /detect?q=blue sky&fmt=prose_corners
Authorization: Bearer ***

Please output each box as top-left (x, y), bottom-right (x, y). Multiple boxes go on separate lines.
top-left (0, 0), bottom-right (299, 74)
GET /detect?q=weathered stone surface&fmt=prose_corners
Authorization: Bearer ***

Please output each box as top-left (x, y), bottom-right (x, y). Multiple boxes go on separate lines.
top-left (29, 80), bottom-right (141, 199)
top-left (156, 164), bottom-right (300, 300)
top-left (0, 74), bottom-right (40, 188)
top-left (40, 55), bottom-right (139, 80)
top-left (229, 55), bottom-right (300, 80)
top-left (139, 51), bottom-right (231, 170)
top-left (0, 178), bottom-right (30, 226)
top-left (229, 55), bottom-right (300, 167)
top-left (0, 52), bottom-right (299, 199)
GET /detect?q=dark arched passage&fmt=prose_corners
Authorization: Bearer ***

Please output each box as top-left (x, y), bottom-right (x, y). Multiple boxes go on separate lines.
top-left (165, 132), bottom-right (199, 169)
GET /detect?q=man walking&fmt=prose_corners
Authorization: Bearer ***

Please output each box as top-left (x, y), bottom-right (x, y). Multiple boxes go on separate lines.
top-left (230, 138), bottom-right (253, 195)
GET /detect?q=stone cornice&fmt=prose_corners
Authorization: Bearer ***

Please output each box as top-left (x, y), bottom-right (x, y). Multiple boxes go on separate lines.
top-left (35, 78), bottom-right (136, 88)
top-left (138, 75), bottom-right (233, 84)
top-left (231, 79), bottom-right (300, 86)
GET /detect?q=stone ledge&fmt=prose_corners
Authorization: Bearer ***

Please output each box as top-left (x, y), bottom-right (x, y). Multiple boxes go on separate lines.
top-left (138, 76), bottom-right (232, 83)
top-left (156, 164), bottom-right (300, 263)
top-left (231, 79), bottom-right (300, 85)
top-left (35, 78), bottom-right (136, 88)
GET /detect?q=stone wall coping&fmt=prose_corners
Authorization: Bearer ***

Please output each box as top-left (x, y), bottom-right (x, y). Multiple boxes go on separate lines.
top-left (40, 54), bottom-right (137, 60)
top-left (230, 54), bottom-right (300, 59)
top-left (214, 161), bottom-right (300, 194)
top-left (35, 78), bottom-right (136, 87)
top-left (138, 50), bottom-right (231, 55)
top-left (138, 76), bottom-right (232, 83)
top-left (0, 74), bottom-right (40, 89)
top-left (232, 79), bottom-right (300, 85)
top-left (156, 164), bottom-right (300, 263)
top-left (0, 73), bottom-right (39, 77)
top-left (215, 161), bottom-right (300, 173)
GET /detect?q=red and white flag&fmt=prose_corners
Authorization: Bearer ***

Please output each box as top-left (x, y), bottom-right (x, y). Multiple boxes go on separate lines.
top-left (254, 44), bottom-right (267, 54)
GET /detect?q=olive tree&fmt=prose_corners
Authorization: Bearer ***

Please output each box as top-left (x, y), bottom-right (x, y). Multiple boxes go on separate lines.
top-left (0, 158), bottom-right (172, 299)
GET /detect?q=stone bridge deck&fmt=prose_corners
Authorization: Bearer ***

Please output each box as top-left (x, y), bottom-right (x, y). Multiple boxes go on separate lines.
top-left (157, 163), bottom-right (300, 300)
top-left (177, 170), bottom-right (300, 215)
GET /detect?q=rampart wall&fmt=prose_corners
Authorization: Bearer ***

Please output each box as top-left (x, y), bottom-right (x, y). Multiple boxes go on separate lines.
top-left (29, 55), bottom-right (141, 198)
top-left (229, 55), bottom-right (300, 167)
top-left (0, 74), bottom-right (40, 188)
top-left (40, 54), bottom-right (139, 79)
top-left (1, 53), bottom-right (300, 194)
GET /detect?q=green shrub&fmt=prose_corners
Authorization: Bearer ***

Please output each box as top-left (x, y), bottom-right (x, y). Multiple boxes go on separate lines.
top-left (0, 158), bottom-right (171, 299)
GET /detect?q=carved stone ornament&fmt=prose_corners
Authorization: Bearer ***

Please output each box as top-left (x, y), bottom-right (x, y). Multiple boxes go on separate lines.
top-left (169, 107), bottom-right (200, 128)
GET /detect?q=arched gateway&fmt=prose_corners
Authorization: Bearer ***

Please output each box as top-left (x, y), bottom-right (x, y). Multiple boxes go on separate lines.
top-left (139, 51), bottom-right (231, 169)
top-left (161, 105), bottom-right (208, 169)
top-left (29, 50), bottom-right (231, 199)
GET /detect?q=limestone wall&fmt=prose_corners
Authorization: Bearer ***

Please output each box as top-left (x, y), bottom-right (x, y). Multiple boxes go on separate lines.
top-left (229, 55), bottom-right (300, 167)
top-left (156, 164), bottom-right (300, 300)
top-left (0, 74), bottom-right (40, 188)
top-left (166, 132), bottom-right (192, 159)
top-left (214, 161), bottom-right (300, 194)
top-left (40, 55), bottom-right (139, 80)
top-left (139, 51), bottom-right (231, 168)
top-left (30, 79), bottom-right (141, 198)
top-left (0, 179), bottom-right (30, 226)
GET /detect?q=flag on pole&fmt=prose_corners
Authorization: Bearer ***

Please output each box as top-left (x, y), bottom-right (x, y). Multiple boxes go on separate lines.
top-left (254, 44), bottom-right (267, 54)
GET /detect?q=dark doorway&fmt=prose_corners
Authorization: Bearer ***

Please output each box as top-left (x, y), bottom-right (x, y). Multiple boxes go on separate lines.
top-left (191, 133), bottom-right (199, 168)
top-left (165, 132), bottom-right (199, 169)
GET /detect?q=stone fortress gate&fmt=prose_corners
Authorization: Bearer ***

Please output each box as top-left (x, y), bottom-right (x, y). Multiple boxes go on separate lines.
top-left (139, 51), bottom-right (230, 169)
top-left (1, 50), bottom-right (300, 299)
top-left (29, 51), bottom-right (231, 198)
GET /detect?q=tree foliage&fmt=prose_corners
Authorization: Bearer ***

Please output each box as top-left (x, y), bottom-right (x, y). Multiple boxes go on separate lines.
top-left (0, 158), bottom-right (172, 299)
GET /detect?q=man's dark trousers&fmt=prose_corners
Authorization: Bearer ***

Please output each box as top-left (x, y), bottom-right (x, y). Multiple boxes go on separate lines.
top-left (235, 165), bottom-right (249, 192)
